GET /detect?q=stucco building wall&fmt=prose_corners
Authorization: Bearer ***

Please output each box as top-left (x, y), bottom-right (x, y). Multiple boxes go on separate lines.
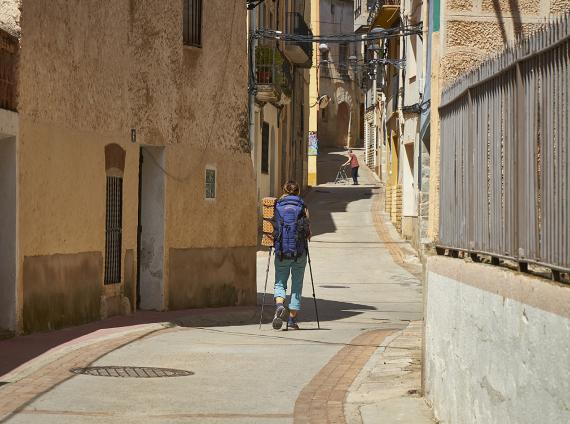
top-left (317, 0), bottom-right (362, 149)
top-left (425, 256), bottom-right (570, 423)
top-left (17, 0), bottom-right (256, 333)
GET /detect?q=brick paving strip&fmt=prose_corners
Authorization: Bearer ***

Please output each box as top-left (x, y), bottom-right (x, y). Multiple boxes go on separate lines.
top-left (0, 326), bottom-right (172, 421)
top-left (293, 329), bottom-right (395, 424)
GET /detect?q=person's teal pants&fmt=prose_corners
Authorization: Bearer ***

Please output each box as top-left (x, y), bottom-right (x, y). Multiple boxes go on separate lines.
top-left (273, 253), bottom-right (307, 311)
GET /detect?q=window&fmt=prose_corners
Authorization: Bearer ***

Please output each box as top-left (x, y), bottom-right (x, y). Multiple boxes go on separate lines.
top-left (183, 0), bottom-right (203, 47)
top-left (104, 176), bottom-right (123, 284)
top-left (339, 43), bottom-right (348, 68)
top-left (261, 122), bottom-right (269, 174)
top-left (205, 168), bottom-right (216, 199)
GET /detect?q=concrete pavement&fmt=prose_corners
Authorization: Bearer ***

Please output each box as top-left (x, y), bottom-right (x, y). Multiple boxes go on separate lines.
top-left (0, 148), bottom-right (433, 423)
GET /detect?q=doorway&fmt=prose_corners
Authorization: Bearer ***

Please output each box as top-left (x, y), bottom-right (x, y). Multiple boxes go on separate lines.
top-left (136, 147), bottom-right (165, 311)
top-left (0, 136), bottom-right (16, 335)
top-left (336, 102), bottom-right (350, 148)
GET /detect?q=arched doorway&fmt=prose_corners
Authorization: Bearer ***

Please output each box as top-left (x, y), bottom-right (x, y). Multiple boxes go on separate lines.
top-left (336, 102), bottom-right (350, 148)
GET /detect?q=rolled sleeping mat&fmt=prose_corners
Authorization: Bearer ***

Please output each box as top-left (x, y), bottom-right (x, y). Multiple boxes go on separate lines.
top-left (261, 197), bottom-right (277, 247)
top-left (262, 197), bottom-right (276, 219)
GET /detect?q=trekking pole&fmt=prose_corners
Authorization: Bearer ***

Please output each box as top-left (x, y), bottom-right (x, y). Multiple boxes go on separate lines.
top-left (305, 244), bottom-right (320, 329)
top-left (259, 247), bottom-right (273, 329)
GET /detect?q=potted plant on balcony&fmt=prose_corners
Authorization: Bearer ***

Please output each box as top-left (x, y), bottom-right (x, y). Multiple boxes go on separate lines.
top-left (256, 47), bottom-right (274, 84)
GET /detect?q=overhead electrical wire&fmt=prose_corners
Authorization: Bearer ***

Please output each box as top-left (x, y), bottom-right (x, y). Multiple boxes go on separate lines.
top-left (252, 23), bottom-right (422, 44)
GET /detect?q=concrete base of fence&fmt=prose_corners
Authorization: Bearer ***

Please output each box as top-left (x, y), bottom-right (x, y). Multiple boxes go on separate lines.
top-left (424, 256), bottom-right (570, 424)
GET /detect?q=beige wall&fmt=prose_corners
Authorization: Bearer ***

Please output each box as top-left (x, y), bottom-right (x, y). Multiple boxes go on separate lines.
top-left (17, 0), bottom-right (256, 333)
top-left (317, 0), bottom-right (362, 149)
top-left (439, 0), bottom-right (570, 86)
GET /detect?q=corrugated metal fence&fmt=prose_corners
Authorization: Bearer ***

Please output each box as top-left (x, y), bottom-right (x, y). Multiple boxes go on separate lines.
top-left (438, 13), bottom-right (570, 279)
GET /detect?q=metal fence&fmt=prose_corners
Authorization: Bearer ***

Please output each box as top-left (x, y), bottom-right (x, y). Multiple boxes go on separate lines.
top-left (438, 13), bottom-right (570, 279)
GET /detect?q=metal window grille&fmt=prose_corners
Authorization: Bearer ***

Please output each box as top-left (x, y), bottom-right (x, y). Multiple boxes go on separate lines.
top-left (183, 0), bottom-right (202, 47)
top-left (0, 30), bottom-right (18, 112)
top-left (355, 0), bottom-right (362, 19)
top-left (205, 169), bottom-right (216, 199)
top-left (261, 122), bottom-right (269, 174)
top-left (105, 176), bottom-right (123, 284)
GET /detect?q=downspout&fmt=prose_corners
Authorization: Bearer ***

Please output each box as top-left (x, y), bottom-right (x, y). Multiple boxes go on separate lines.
top-left (291, 65), bottom-right (296, 182)
top-left (248, 6), bottom-right (257, 166)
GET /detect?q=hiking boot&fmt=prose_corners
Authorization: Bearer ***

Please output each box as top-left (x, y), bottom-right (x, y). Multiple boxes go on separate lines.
top-left (272, 304), bottom-right (289, 330)
top-left (286, 316), bottom-right (300, 330)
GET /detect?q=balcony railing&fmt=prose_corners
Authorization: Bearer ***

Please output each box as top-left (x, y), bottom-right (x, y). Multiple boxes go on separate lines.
top-left (0, 29), bottom-right (18, 112)
top-left (284, 12), bottom-right (313, 66)
top-left (367, 0), bottom-right (401, 25)
top-left (355, 4), bottom-right (362, 19)
top-left (255, 42), bottom-right (292, 102)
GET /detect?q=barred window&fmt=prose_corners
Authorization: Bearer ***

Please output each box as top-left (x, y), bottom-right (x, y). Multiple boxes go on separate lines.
top-left (183, 0), bottom-right (203, 47)
top-left (104, 176), bottom-right (123, 284)
top-left (205, 168), bottom-right (216, 199)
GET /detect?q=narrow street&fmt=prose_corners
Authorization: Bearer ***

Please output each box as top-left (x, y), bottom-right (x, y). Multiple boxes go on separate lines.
top-left (0, 151), bottom-right (432, 424)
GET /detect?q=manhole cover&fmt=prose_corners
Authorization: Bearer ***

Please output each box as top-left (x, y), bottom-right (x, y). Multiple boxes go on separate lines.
top-left (70, 366), bottom-right (193, 378)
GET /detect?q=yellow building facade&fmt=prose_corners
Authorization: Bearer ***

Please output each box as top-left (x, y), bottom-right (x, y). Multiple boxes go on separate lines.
top-left (3, 0), bottom-right (258, 335)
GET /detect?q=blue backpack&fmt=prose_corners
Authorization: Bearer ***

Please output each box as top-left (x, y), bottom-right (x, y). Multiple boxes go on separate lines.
top-left (274, 195), bottom-right (309, 260)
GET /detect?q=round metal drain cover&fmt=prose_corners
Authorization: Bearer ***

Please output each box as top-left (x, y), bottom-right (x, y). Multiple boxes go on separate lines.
top-left (70, 366), bottom-right (193, 378)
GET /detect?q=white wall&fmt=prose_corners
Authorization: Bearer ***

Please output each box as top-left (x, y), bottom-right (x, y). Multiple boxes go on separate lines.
top-left (401, 119), bottom-right (418, 216)
top-left (0, 135), bottom-right (16, 333)
top-left (425, 256), bottom-right (570, 424)
top-left (257, 104), bottom-right (279, 201)
top-left (139, 147), bottom-right (165, 311)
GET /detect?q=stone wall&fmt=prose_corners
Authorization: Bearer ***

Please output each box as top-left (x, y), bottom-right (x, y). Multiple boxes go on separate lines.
top-left (425, 256), bottom-right (570, 423)
top-left (440, 0), bottom-right (570, 86)
top-left (0, 0), bottom-right (20, 36)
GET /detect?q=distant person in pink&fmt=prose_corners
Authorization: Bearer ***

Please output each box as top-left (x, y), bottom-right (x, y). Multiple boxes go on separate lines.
top-left (343, 149), bottom-right (360, 185)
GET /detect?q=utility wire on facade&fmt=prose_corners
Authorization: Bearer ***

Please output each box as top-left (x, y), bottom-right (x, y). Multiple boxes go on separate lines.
top-left (253, 23), bottom-right (422, 44)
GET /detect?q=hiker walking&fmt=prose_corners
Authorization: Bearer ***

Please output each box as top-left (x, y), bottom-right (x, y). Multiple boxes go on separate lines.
top-left (272, 181), bottom-right (311, 330)
top-left (343, 149), bottom-right (360, 185)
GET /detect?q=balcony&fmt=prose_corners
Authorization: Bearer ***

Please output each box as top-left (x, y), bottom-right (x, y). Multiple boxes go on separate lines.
top-left (283, 12), bottom-right (312, 68)
top-left (255, 43), bottom-right (292, 104)
top-left (0, 29), bottom-right (18, 112)
top-left (354, 0), bottom-right (376, 32)
top-left (367, 0), bottom-right (400, 28)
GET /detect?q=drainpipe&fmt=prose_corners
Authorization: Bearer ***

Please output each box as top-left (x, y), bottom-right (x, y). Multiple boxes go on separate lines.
top-left (291, 65), bottom-right (296, 182)
top-left (248, 7), bottom-right (258, 165)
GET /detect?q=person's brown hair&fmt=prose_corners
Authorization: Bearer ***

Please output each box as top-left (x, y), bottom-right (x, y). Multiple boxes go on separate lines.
top-left (282, 181), bottom-right (300, 196)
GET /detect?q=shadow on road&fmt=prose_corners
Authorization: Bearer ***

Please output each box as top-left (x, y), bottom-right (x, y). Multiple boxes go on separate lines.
top-left (303, 148), bottom-right (380, 238)
top-left (306, 185), bottom-right (378, 238)
top-left (174, 295), bottom-right (376, 329)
